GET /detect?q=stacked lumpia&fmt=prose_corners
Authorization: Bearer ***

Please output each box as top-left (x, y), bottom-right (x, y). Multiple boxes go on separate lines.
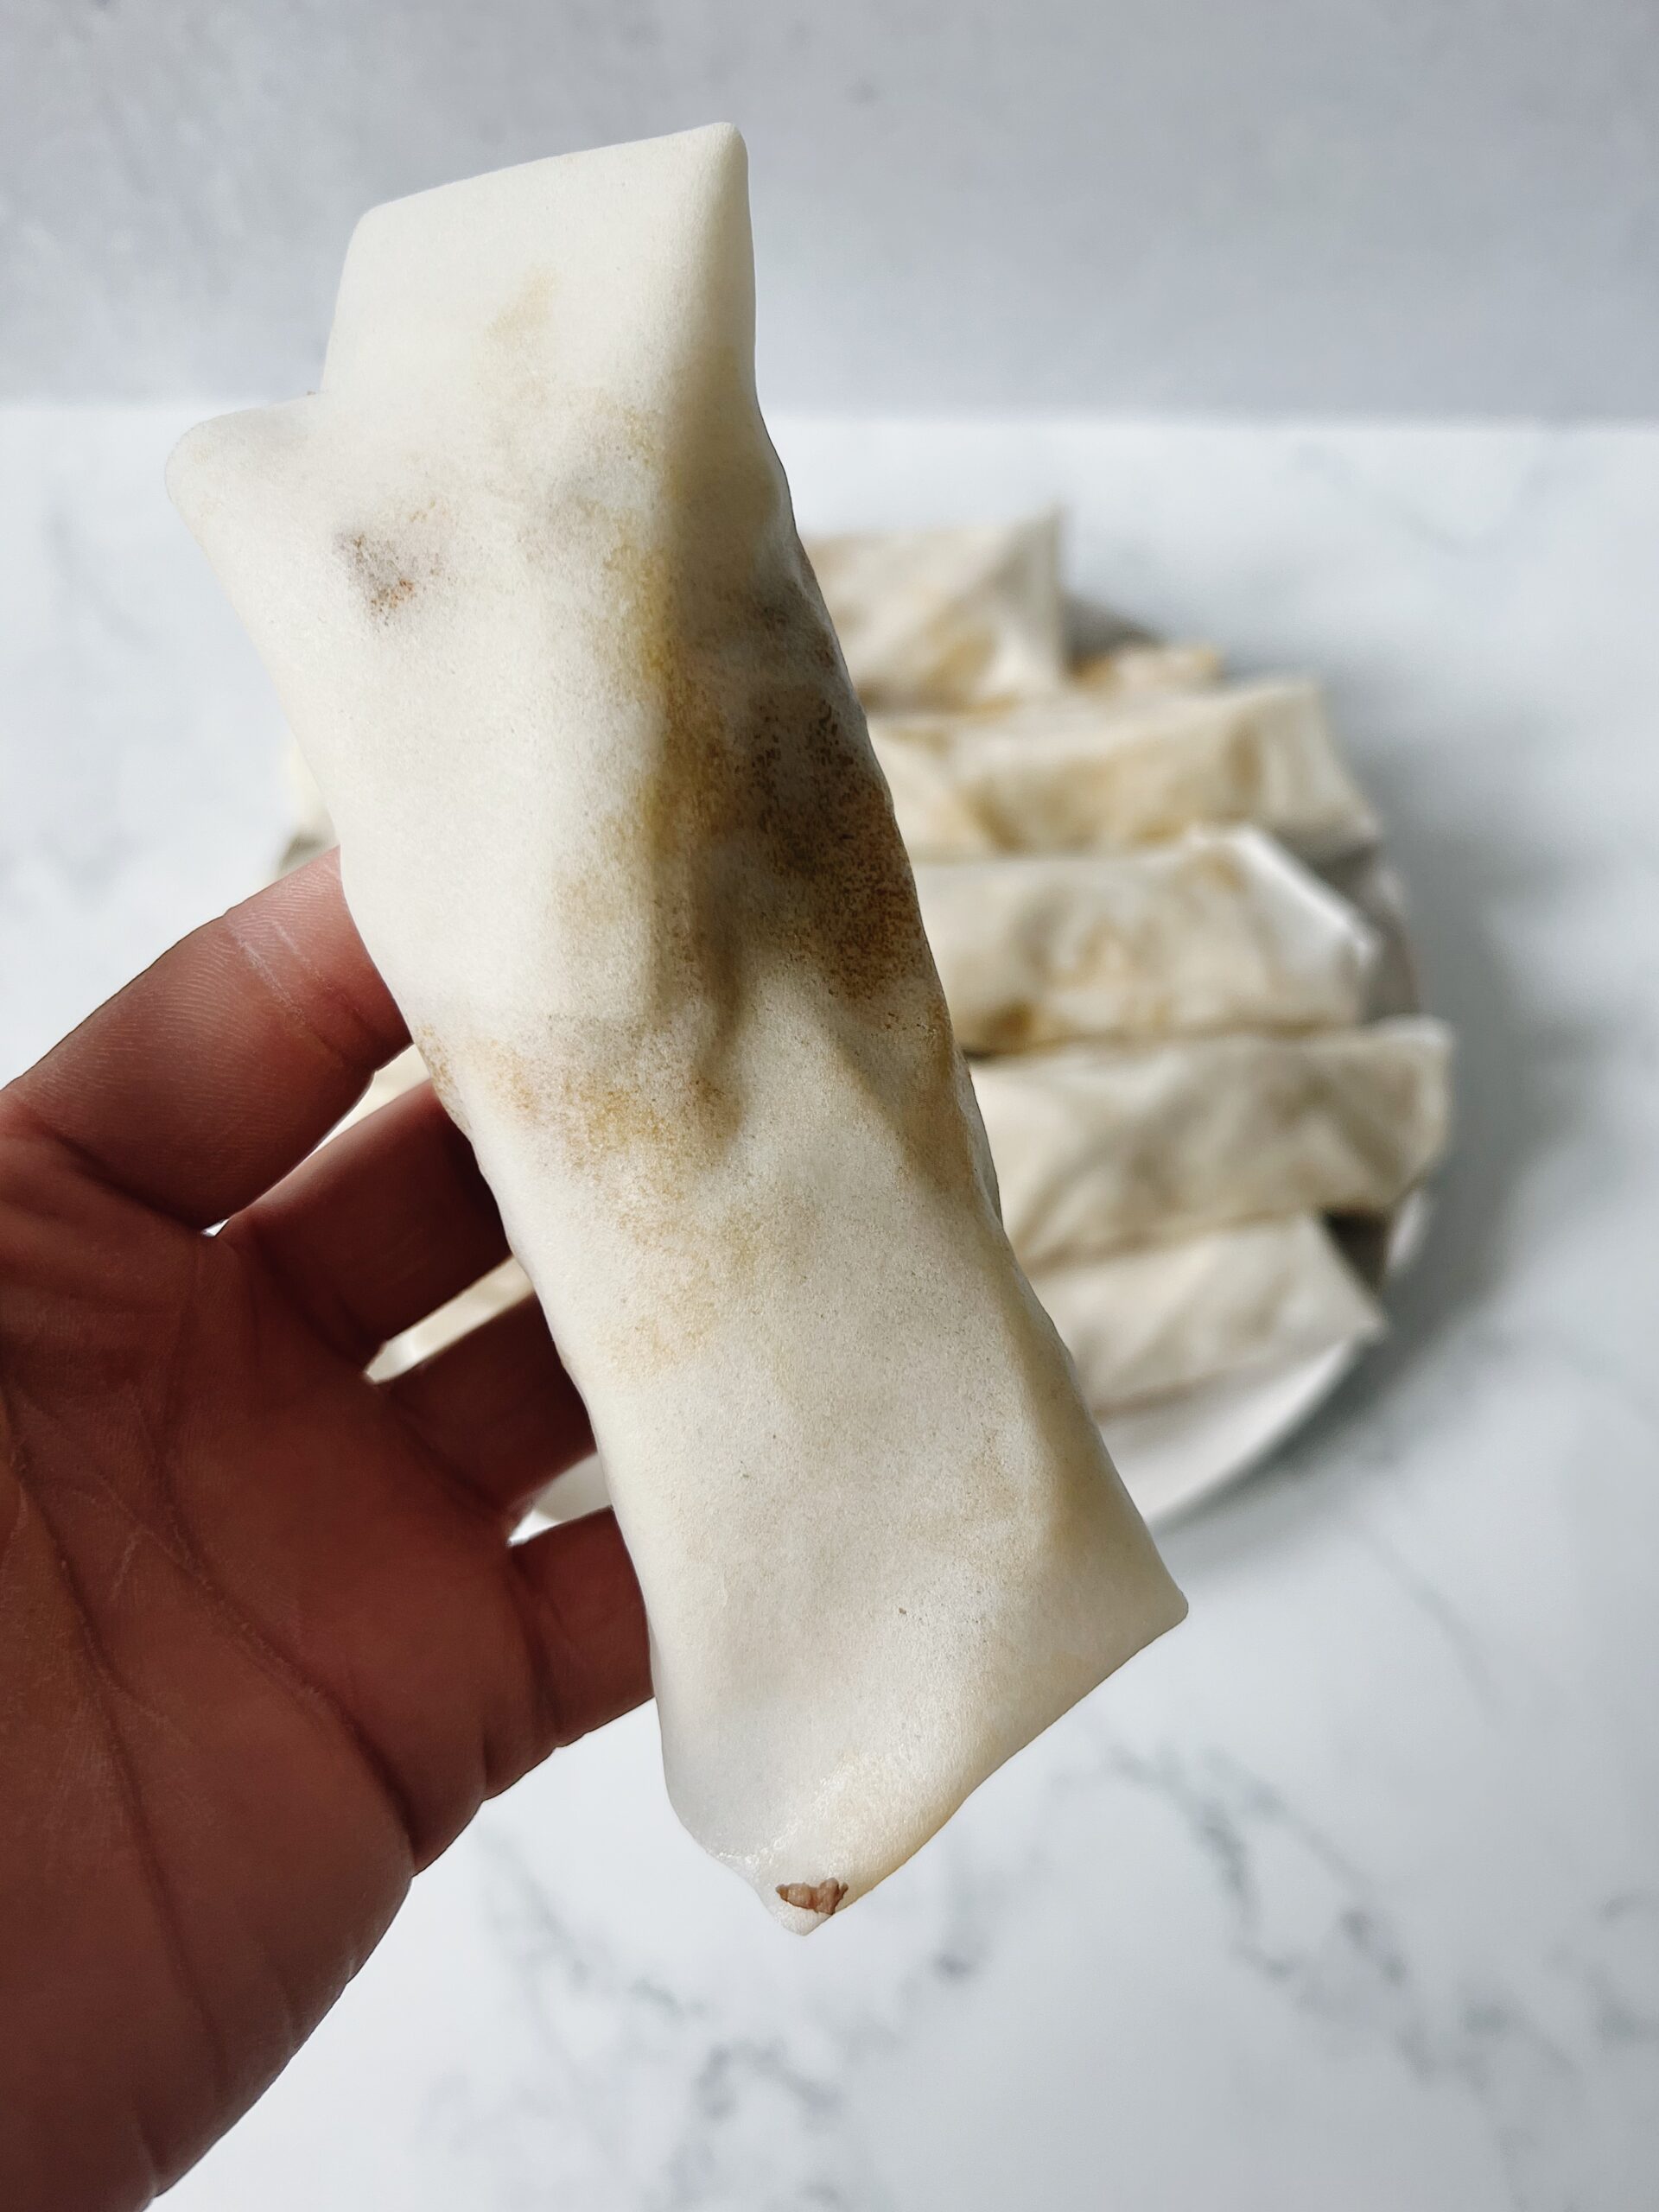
top-left (804, 514), bottom-right (1067, 711)
top-left (970, 1020), bottom-right (1452, 1268)
top-left (873, 680), bottom-right (1377, 862)
top-left (915, 830), bottom-right (1380, 1053)
top-left (810, 513), bottom-right (1451, 1423)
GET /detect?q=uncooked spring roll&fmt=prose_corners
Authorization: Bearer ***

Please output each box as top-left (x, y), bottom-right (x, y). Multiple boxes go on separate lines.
top-left (804, 512), bottom-right (1067, 710)
top-left (168, 125), bottom-right (1184, 1929)
top-left (872, 679), bottom-right (1377, 862)
top-left (1033, 1216), bottom-right (1384, 1411)
top-left (1072, 639), bottom-right (1224, 697)
top-left (974, 1018), bottom-right (1452, 1267)
top-left (916, 827), bottom-right (1379, 1053)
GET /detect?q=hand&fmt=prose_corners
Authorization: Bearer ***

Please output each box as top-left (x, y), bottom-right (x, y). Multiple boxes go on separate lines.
top-left (0, 855), bottom-right (649, 2212)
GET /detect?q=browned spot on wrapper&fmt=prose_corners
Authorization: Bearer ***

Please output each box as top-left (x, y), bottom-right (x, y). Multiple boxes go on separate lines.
top-left (339, 530), bottom-right (418, 619)
top-left (411, 1023), bottom-right (469, 1135)
top-left (488, 269), bottom-right (555, 351)
top-left (337, 504), bottom-right (445, 624)
top-left (601, 527), bottom-right (933, 1018)
top-left (526, 398), bottom-right (986, 1226)
top-left (777, 1879), bottom-right (848, 1918)
top-left (409, 385), bottom-right (992, 1370)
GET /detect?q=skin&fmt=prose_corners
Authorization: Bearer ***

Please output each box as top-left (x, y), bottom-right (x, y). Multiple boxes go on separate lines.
top-left (0, 855), bottom-right (651, 2212)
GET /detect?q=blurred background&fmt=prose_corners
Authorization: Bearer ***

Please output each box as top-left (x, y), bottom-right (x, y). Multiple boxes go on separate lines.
top-left (3, 4), bottom-right (1658, 2209)
top-left (6, 0), bottom-right (1658, 412)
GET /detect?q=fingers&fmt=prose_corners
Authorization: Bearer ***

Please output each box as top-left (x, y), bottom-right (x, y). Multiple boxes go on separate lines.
top-left (510, 1512), bottom-right (652, 1752)
top-left (11, 854), bottom-right (405, 1229)
top-left (227, 1079), bottom-right (505, 1360)
top-left (384, 1296), bottom-right (595, 1517)
top-left (236, 1077), bottom-right (594, 1518)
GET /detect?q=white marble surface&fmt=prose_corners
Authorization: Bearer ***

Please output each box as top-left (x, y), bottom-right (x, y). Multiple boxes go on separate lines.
top-left (4, 411), bottom-right (1658, 2209)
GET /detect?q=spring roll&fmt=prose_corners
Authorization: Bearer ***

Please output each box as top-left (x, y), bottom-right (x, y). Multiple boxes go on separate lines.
top-left (1034, 1216), bottom-right (1384, 1411)
top-left (973, 1018), bottom-right (1452, 1267)
top-left (916, 828), bottom-right (1379, 1054)
top-left (1072, 639), bottom-right (1224, 697)
top-left (873, 679), bottom-right (1377, 862)
top-left (804, 512), bottom-right (1067, 710)
top-left (168, 125), bottom-right (1184, 1930)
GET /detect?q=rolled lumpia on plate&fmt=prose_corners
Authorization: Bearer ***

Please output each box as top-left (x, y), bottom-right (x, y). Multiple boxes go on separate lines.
top-left (916, 827), bottom-right (1380, 1054)
top-left (973, 1017), bottom-right (1452, 1268)
top-left (804, 512), bottom-right (1067, 711)
top-left (1033, 1215), bottom-right (1384, 1413)
top-left (873, 679), bottom-right (1377, 862)
top-left (169, 124), bottom-right (1184, 1929)
top-left (1071, 639), bottom-right (1224, 698)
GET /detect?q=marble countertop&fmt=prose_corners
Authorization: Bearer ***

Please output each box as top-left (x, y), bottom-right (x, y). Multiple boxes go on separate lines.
top-left (4, 411), bottom-right (1656, 2210)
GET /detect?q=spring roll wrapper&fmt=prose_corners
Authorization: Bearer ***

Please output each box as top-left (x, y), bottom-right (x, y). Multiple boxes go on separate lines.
top-left (168, 126), bottom-right (1184, 1930)
top-left (1071, 639), bottom-right (1224, 697)
top-left (1033, 1216), bottom-right (1384, 1412)
top-left (915, 829), bottom-right (1380, 1055)
top-left (973, 1019), bottom-right (1452, 1268)
top-left (873, 680), bottom-right (1377, 863)
top-left (804, 513), bottom-right (1067, 711)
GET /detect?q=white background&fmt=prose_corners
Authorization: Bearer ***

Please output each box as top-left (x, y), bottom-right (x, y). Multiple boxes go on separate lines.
top-left (3, 0), bottom-right (1657, 411)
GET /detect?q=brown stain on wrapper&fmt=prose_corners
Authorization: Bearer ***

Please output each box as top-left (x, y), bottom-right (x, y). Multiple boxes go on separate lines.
top-left (409, 386), bottom-right (990, 1369)
top-left (776, 1878), bottom-right (849, 1918)
top-left (337, 502), bottom-right (446, 623)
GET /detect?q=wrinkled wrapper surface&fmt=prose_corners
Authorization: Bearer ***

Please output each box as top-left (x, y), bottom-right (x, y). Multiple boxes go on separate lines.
top-left (916, 827), bottom-right (1379, 1054)
top-left (872, 680), bottom-right (1377, 861)
top-left (1034, 1216), bottom-right (1384, 1411)
top-left (804, 513), bottom-right (1067, 711)
top-left (973, 1019), bottom-right (1452, 1266)
top-left (168, 126), bottom-right (1185, 1929)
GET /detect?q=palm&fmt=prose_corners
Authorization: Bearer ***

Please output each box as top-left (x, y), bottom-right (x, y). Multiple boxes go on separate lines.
top-left (0, 858), bottom-right (647, 2212)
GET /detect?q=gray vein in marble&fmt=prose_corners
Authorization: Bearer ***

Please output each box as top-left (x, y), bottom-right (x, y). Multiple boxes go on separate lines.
top-left (1563, 1894), bottom-right (1659, 2056)
top-left (1283, 431), bottom-right (1565, 558)
top-left (467, 1830), bottom-right (893, 2212)
top-left (1094, 1742), bottom-right (1586, 2210)
top-left (1347, 1515), bottom-right (1501, 1710)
